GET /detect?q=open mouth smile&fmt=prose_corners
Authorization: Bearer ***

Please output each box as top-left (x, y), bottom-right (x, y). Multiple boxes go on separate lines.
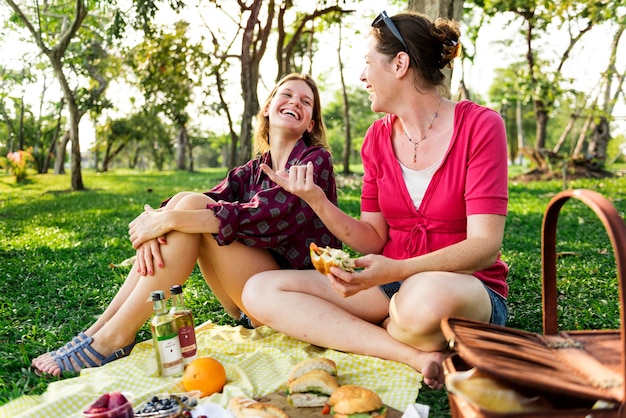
top-left (281, 109), bottom-right (301, 120)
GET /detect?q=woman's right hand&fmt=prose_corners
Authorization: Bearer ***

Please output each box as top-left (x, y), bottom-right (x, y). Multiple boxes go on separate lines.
top-left (135, 236), bottom-right (166, 276)
top-left (260, 162), bottom-right (326, 204)
top-left (328, 254), bottom-right (403, 297)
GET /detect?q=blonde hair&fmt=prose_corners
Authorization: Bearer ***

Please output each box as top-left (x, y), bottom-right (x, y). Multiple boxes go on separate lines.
top-left (253, 73), bottom-right (329, 155)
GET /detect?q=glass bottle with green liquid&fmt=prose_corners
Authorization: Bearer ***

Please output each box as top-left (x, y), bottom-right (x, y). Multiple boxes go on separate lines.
top-left (169, 284), bottom-right (198, 366)
top-left (149, 290), bottom-right (184, 377)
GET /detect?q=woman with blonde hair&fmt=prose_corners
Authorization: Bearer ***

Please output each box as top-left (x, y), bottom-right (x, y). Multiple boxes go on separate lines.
top-left (32, 73), bottom-right (341, 377)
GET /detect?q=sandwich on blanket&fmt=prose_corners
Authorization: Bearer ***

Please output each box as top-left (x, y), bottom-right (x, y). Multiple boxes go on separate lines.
top-left (328, 385), bottom-right (387, 418)
top-left (287, 358), bottom-right (339, 407)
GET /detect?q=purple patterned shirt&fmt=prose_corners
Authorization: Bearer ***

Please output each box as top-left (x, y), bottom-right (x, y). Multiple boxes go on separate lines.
top-left (204, 139), bottom-right (341, 269)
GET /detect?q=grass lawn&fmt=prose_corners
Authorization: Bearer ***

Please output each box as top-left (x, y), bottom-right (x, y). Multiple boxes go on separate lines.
top-left (1, 167), bottom-right (625, 417)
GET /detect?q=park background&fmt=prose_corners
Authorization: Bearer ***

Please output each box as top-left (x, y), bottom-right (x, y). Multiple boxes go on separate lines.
top-left (1, 0), bottom-right (626, 416)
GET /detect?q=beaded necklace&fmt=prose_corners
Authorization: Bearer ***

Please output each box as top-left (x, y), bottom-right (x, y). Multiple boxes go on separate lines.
top-left (402, 96), bottom-right (443, 163)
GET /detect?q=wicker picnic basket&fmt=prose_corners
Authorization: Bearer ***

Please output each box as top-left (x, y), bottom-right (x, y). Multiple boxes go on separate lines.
top-left (441, 188), bottom-right (626, 417)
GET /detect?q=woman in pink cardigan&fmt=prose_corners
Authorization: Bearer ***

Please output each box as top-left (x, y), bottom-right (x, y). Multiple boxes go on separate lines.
top-left (243, 11), bottom-right (509, 390)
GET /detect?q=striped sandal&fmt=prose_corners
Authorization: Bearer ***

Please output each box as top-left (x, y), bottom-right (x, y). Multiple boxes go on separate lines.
top-left (53, 335), bottom-right (136, 375)
top-left (49, 332), bottom-right (89, 356)
top-left (32, 332), bottom-right (89, 376)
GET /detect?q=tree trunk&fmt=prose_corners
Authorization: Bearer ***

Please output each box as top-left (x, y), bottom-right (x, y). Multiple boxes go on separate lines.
top-left (0, 103), bottom-right (16, 153)
top-left (237, 0), bottom-right (271, 166)
top-left (408, 0), bottom-right (463, 20)
top-left (18, 82), bottom-right (25, 151)
top-left (516, 100), bottom-right (524, 164)
top-left (337, 23), bottom-right (352, 175)
top-left (552, 113), bottom-right (578, 154)
top-left (68, 98), bottom-right (84, 190)
top-left (187, 136), bottom-right (194, 172)
top-left (5, 0), bottom-right (88, 190)
top-left (587, 116), bottom-right (610, 162)
top-left (43, 97), bottom-right (65, 173)
top-left (407, 0), bottom-right (463, 91)
top-left (533, 99), bottom-right (548, 150)
top-left (54, 130), bottom-right (70, 175)
top-left (573, 114), bottom-right (593, 157)
top-left (176, 125), bottom-right (187, 170)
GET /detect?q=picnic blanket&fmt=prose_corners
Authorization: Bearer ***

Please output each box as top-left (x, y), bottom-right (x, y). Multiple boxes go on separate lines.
top-left (0, 321), bottom-right (422, 418)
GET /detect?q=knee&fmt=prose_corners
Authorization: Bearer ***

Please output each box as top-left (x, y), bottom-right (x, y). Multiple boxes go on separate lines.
top-left (390, 295), bottom-right (442, 336)
top-left (241, 272), bottom-right (272, 315)
top-left (174, 193), bottom-right (215, 210)
top-left (387, 294), bottom-right (447, 351)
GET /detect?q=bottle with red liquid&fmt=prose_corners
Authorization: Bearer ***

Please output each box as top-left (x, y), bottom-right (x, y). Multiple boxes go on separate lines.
top-left (169, 284), bottom-right (198, 366)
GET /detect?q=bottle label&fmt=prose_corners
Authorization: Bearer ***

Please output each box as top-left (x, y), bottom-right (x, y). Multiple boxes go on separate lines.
top-left (178, 325), bottom-right (197, 364)
top-left (157, 337), bottom-right (184, 376)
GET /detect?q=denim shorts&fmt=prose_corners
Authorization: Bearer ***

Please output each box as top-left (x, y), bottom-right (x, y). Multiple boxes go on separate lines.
top-left (379, 281), bottom-right (508, 326)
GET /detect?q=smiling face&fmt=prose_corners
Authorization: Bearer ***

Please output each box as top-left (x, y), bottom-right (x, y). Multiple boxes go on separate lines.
top-left (254, 73), bottom-right (328, 155)
top-left (264, 79), bottom-right (315, 138)
top-left (360, 35), bottom-right (398, 114)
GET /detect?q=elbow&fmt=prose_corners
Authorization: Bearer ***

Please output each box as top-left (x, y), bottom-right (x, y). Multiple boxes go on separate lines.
top-left (476, 246), bottom-right (502, 271)
top-left (350, 235), bottom-right (387, 255)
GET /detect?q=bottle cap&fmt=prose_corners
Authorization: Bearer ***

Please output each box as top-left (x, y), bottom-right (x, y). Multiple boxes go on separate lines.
top-left (170, 285), bottom-right (183, 294)
top-left (150, 290), bottom-right (165, 301)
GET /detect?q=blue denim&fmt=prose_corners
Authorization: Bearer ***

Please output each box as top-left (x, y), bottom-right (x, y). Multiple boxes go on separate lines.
top-left (378, 281), bottom-right (508, 325)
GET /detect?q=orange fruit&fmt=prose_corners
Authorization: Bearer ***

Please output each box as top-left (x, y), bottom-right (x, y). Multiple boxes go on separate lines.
top-left (182, 357), bottom-right (226, 397)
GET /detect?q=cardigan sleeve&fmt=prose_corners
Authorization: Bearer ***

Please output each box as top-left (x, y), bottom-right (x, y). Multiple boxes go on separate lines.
top-left (463, 106), bottom-right (509, 216)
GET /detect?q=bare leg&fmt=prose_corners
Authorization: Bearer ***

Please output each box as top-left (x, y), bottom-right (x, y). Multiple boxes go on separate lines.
top-left (33, 230), bottom-right (201, 376)
top-left (243, 271), bottom-right (446, 379)
top-left (387, 272), bottom-right (491, 389)
top-left (31, 192), bottom-right (198, 370)
top-left (32, 191), bottom-right (282, 376)
top-left (243, 270), bottom-right (490, 390)
top-left (197, 234), bottom-right (279, 322)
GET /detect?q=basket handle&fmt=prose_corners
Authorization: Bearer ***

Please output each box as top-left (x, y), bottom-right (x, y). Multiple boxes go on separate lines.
top-left (542, 189), bottom-right (626, 334)
top-left (542, 189), bottom-right (626, 406)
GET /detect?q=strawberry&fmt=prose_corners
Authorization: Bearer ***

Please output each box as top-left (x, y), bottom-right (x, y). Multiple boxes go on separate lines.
top-left (108, 391), bottom-right (129, 409)
top-left (85, 392), bottom-right (110, 413)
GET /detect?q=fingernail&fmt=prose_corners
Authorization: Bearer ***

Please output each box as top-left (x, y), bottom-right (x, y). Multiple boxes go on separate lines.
top-left (148, 270), bottom-right (153, 275)
top-left (158, 263), bottom-right (163, 268)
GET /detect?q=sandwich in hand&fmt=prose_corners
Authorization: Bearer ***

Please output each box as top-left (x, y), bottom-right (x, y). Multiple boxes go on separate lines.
top-left (310, 243), bottom-right (356, 276)
top-left (328, 385), bottom-right (387, 418)
top-left (228, 396), bottom-right (289, 418)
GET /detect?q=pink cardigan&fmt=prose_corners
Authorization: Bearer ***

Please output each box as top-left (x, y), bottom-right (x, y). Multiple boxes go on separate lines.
top-left (361, 101), bottom-right (509, 297)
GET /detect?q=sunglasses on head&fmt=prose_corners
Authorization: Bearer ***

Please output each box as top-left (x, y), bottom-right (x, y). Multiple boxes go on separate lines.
top-left (371, 10), bottom-right (409, 52)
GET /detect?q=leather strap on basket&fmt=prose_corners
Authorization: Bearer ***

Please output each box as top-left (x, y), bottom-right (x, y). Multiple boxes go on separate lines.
top-left (541, 189), bottom-right (626, 407)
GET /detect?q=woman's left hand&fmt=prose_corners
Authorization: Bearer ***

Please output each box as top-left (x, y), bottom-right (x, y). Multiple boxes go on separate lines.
top-left (135, 237), bottom-right (166, 276)
top-left (128, 204), bottom-right (168, 249)
top-left (327, 254), bottom-right (401, 297)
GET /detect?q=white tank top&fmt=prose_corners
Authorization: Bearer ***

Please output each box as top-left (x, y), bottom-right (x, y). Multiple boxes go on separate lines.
top-left (398, 158), bottom-right (443, 209)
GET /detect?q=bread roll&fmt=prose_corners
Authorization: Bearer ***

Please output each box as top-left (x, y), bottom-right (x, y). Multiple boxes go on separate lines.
top-left (287, 369), bottom-right (339, 407)
top-left (288, 357), bottom-right (337, 382)
top-left (228, 396), bottom-right (289, 418)
top-left (328, 385), bottom-right (387, 418)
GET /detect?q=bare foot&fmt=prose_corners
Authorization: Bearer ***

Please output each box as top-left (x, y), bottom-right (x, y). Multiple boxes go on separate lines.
top-left (32, 333), bottom-right (88, 374)
top-left (33, 334), bottom-right (135, 377)
top-left (421, 352), bottom-right (448, 390)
